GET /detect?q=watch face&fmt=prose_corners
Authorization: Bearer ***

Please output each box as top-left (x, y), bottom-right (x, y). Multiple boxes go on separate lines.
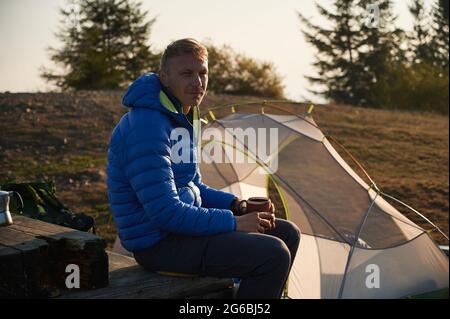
top-left (240, 200), bottom-right (247, 215)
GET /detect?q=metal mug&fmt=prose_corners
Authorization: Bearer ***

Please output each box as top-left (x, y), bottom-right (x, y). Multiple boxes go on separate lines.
top-left (0, 190), bottom-right (23, 226)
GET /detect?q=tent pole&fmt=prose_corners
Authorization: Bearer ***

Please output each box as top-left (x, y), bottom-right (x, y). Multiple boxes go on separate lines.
top-left (379, 191), bottom-right (449, 242)
top-left (338, 194), bottom-right (379, 299)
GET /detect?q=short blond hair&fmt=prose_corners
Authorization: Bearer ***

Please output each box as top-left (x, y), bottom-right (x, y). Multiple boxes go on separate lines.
top-left (160, 38), bottom-right (208, 72)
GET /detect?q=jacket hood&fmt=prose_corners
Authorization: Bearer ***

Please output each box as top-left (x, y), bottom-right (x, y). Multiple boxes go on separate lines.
top-left (122, 72), bottom-right (200, 132)
top-left (122, 72), bottom-right (168, 114)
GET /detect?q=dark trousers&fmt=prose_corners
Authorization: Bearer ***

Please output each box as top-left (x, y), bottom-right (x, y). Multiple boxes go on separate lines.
top-left (133, 219), bottom-right (301, 299)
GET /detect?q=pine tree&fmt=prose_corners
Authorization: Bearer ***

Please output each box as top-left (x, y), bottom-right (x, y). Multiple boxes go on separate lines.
top-left (299, 0), bottom-right (407, 106)
top-left (41, 0), bottom-right (158, 90)
top-left (430, 0), bottom-right (449, 68)
top-left (408, 0), bottom-right (434, 63)
top-left (357, 0), bottom-right (405, 104)
top-left (298, 1), bottom-right (368, 105)
top-left (368, 0), bottom-right (448, 114)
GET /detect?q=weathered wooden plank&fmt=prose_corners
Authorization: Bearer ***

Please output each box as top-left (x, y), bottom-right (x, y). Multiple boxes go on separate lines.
top-left (3, 216), bottom-right (231, 299)
top-left (0, 244), bottom-right (26, 298)
top-left (0, 216), bottom-right (109, 297)
top-left (0, 227), bottom-right (51, 297)
top-left (11, 218), bottom-right (109, 292)
top-left (59, 251), bottom-right (234, 299)
top-left (10, 220), bottom-right (108, 285)
top-left (11, 215), bottom-right (104, 248)
top-left (0, 225), bottom-right (48, 251)
top-left (108, 250), bottom-right (137, 271)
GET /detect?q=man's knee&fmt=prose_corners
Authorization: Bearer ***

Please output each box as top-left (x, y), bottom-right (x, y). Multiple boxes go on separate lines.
top-left (276, 219), bottom-right (301, 243)
top-left (288, 220), bottom-right (301, 243)
top-left (264, 237), bottom-right (291, 270)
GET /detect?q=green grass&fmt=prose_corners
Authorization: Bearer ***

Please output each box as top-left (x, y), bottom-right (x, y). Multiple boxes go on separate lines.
top-left (3, 155), bottom-right (107, 179)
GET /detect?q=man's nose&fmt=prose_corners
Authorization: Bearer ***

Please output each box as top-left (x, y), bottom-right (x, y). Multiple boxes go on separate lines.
top-left (191, 74), bottom-right (202, 87)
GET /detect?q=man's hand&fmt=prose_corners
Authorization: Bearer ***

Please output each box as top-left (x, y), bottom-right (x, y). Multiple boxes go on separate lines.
top-left (235, 212), bottom-right (274, 233)
top-left (258, 202), bottom-right (276, 230)
top-left (269, 202), bottom-right (276, 229)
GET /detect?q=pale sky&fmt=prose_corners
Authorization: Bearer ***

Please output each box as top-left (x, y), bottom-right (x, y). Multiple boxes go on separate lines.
top-left (0, 0), bottom-right (426, 102)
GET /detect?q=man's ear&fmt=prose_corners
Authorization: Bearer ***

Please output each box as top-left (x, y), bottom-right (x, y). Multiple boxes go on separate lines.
top-left (159, 70), bottom-right (169, 87)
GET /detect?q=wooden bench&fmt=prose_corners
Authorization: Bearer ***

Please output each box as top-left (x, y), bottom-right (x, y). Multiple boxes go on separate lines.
top-left (0, 215), bottom-right (108, 297)
top-left (0, 215), bottom-right (234, 299)
top-left (60, 251), bottom-right (235, 299)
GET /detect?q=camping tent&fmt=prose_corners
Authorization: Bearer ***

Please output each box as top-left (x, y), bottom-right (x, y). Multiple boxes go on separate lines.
top-left (197, 101), bottom-right (449, 299)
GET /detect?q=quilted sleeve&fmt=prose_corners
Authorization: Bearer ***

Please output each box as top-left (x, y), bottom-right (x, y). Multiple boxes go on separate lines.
top-left (192, 168), bottom-right (237, 209)
top-left (125, 123), bottom-right (236, 235)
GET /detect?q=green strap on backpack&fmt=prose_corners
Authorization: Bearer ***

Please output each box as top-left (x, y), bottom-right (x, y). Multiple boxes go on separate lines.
top-left (1, 181), bottom-right (95, 233)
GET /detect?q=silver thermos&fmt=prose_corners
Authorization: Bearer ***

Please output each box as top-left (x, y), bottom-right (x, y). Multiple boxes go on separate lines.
top-left (0, 190), bottom-right (23, 226)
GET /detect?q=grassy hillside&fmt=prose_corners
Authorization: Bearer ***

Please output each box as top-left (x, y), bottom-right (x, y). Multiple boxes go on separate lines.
top-left (0, 92), bottom-right (448, 246)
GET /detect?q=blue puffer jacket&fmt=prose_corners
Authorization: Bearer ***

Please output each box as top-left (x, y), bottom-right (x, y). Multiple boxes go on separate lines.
top-left (106, 73), bottom-right (237, 252)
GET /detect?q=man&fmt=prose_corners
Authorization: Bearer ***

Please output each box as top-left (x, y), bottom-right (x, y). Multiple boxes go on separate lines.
top-left (106, 38), bottom-right (300, 299)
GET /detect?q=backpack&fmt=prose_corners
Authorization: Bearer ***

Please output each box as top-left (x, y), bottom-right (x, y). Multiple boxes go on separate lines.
top-left (0, 181), bottom-right (95, 233)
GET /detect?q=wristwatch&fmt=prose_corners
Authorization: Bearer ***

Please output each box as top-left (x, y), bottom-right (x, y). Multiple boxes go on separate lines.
top-left (230, 198), bottom-right (247, 216)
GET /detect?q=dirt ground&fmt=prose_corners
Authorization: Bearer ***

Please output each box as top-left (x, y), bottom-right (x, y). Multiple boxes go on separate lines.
top-left (0, 91), bottom-right (448, 246)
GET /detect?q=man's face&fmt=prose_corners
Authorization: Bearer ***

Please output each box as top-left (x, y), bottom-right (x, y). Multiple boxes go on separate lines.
top-left (159, 54), bottom-right (208, 108)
